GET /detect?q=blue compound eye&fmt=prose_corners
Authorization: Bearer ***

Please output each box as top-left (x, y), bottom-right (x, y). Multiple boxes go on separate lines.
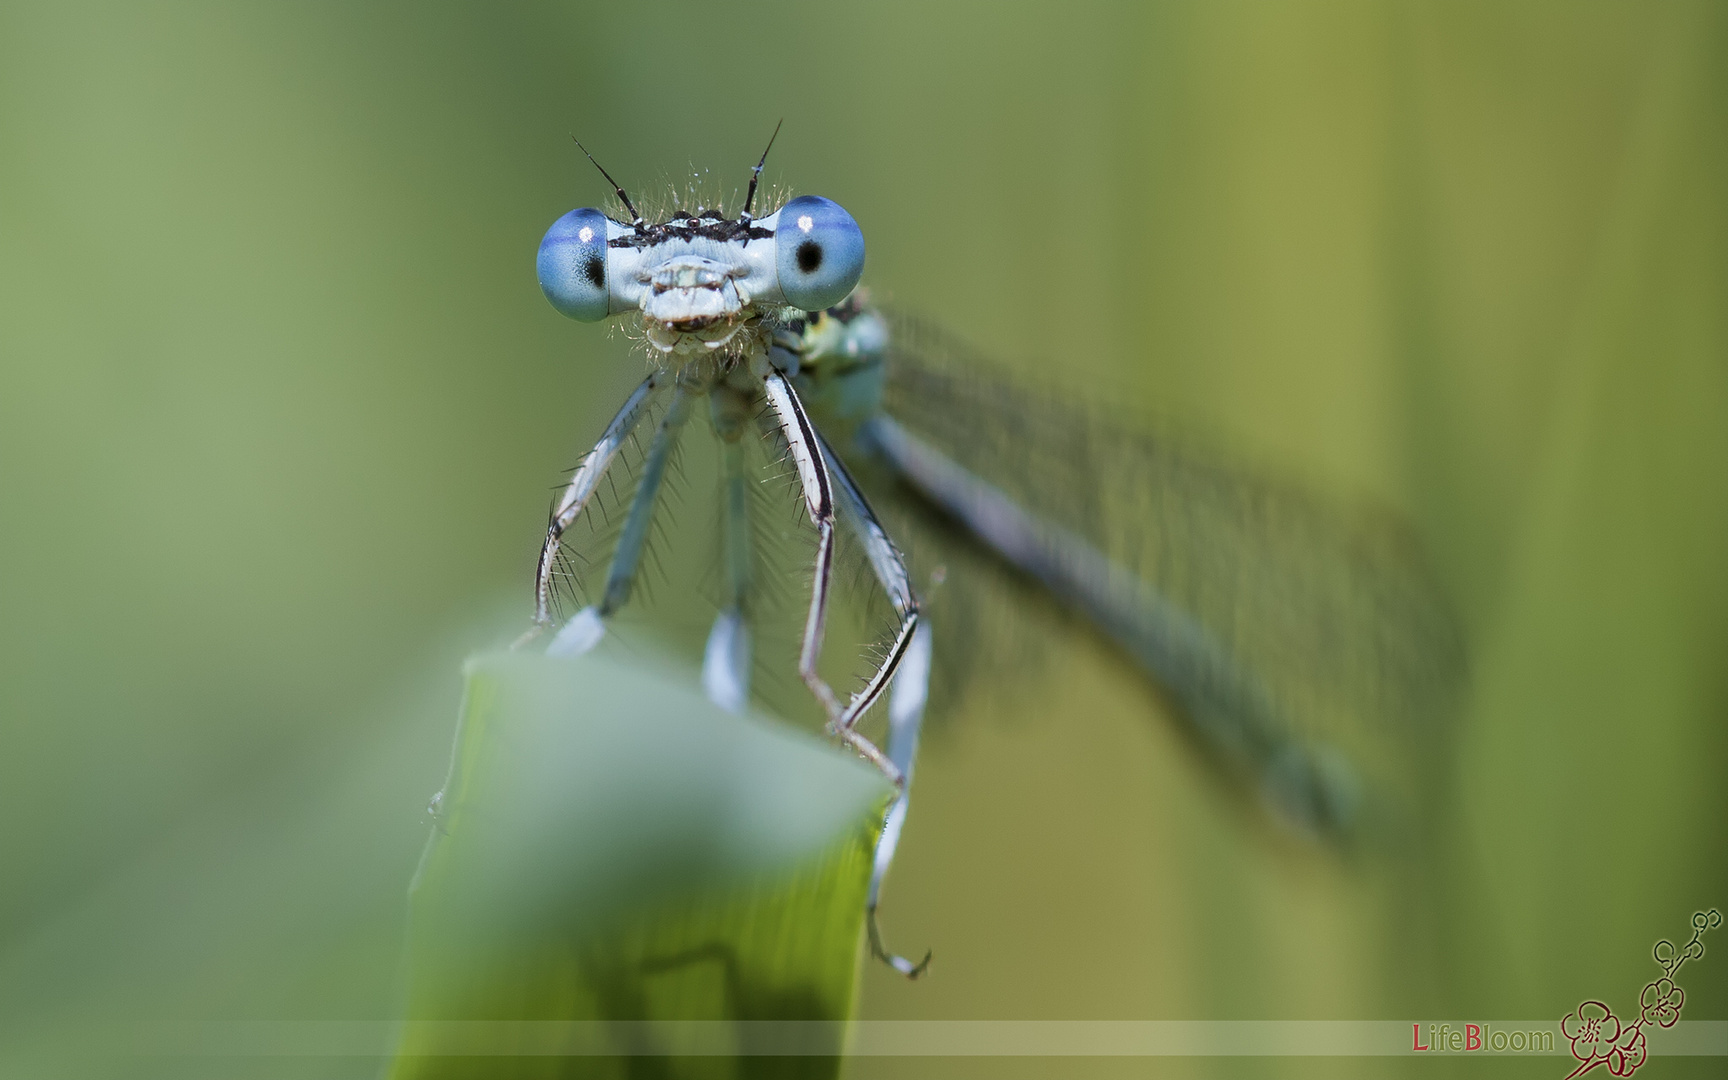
top-left (775, 195), bottom-right (864, 311)
top-left (537, 208), bottom-right (612, 322)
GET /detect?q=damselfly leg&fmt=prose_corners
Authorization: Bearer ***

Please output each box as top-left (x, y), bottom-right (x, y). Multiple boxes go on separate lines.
top-left (868, 621), bottom-right (933, 978)
top-left (819, 429), bottom-right (929, 976)
top-left (699, 385), bottom-right (756, 714)
top-left (516, 372), bottom-right (664, 651)
top-left (818, 432), bottom-right (922, 734)
top-left (545, 386), bottom-right (693, 658)
top-left (760, 371), bottom-right (909, 785)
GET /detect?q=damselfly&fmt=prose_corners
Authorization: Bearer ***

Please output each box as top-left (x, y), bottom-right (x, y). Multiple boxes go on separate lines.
top-left (517, 133), bottom-right (1463, 978)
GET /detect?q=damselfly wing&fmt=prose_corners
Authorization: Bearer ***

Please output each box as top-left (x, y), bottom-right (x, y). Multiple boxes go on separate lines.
top-left (800, 301), bottom-right (1464, 831)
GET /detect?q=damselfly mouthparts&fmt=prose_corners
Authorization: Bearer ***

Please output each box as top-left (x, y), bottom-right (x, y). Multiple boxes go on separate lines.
top-left (519, 134), bottom-right (1462, 978)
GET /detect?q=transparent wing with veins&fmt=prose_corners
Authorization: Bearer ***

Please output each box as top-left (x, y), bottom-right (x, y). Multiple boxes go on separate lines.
top-left (801, 306), bottom-right (1466, 837)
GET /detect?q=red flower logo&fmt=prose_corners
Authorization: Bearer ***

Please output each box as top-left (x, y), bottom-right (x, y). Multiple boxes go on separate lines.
top-left (1639, 978), bottom-right (1683, 1028)
top-left (1562, 1001), bottom-right (1621, 1064)
top-left (1562, 912), bottom-right (1715, 1077)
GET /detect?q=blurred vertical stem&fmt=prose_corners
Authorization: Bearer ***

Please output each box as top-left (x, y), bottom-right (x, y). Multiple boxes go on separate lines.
top-left (389, 651), bottom-right (891, 1079)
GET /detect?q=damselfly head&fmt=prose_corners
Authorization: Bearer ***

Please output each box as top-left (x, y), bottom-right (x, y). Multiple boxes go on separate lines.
top-left (537, 142), bottom-right (865, 355)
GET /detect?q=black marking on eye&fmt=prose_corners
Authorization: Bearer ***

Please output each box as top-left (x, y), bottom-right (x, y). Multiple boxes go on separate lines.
top-left (582, 254), bottom-right (604, 289)
top-left (796, 240), bottom-right (823, 274)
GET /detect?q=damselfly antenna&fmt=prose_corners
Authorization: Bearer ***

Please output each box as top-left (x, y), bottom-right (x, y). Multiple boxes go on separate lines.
top-left (740, 119), bottom-right (783, 220)
top-left (570, 135), bottom-right (642, 227)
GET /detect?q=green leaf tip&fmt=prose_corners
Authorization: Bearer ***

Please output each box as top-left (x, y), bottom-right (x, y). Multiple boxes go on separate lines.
top-left (391, 650), bottom-right (891, 1076)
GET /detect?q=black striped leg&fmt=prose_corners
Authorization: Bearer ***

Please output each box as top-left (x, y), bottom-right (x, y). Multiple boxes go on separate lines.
top-left (546, 387), bottom-right (693, 656)
top-left (516, 373), bottom-right (664, 649)
top-left (868, 621), bottom-right (933, 978)
top-left (816, 433), bottom-right (922, 735)
top-left (815, 432), bottom-right (931, 977)
top-left (760, 373), bottom-right (901, 785)
top-left (701, 387), bottom-right (755, 713)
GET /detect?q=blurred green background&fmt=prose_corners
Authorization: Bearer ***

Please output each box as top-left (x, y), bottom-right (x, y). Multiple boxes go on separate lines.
top-left (1, 1), bottom-right (1724, 1077)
